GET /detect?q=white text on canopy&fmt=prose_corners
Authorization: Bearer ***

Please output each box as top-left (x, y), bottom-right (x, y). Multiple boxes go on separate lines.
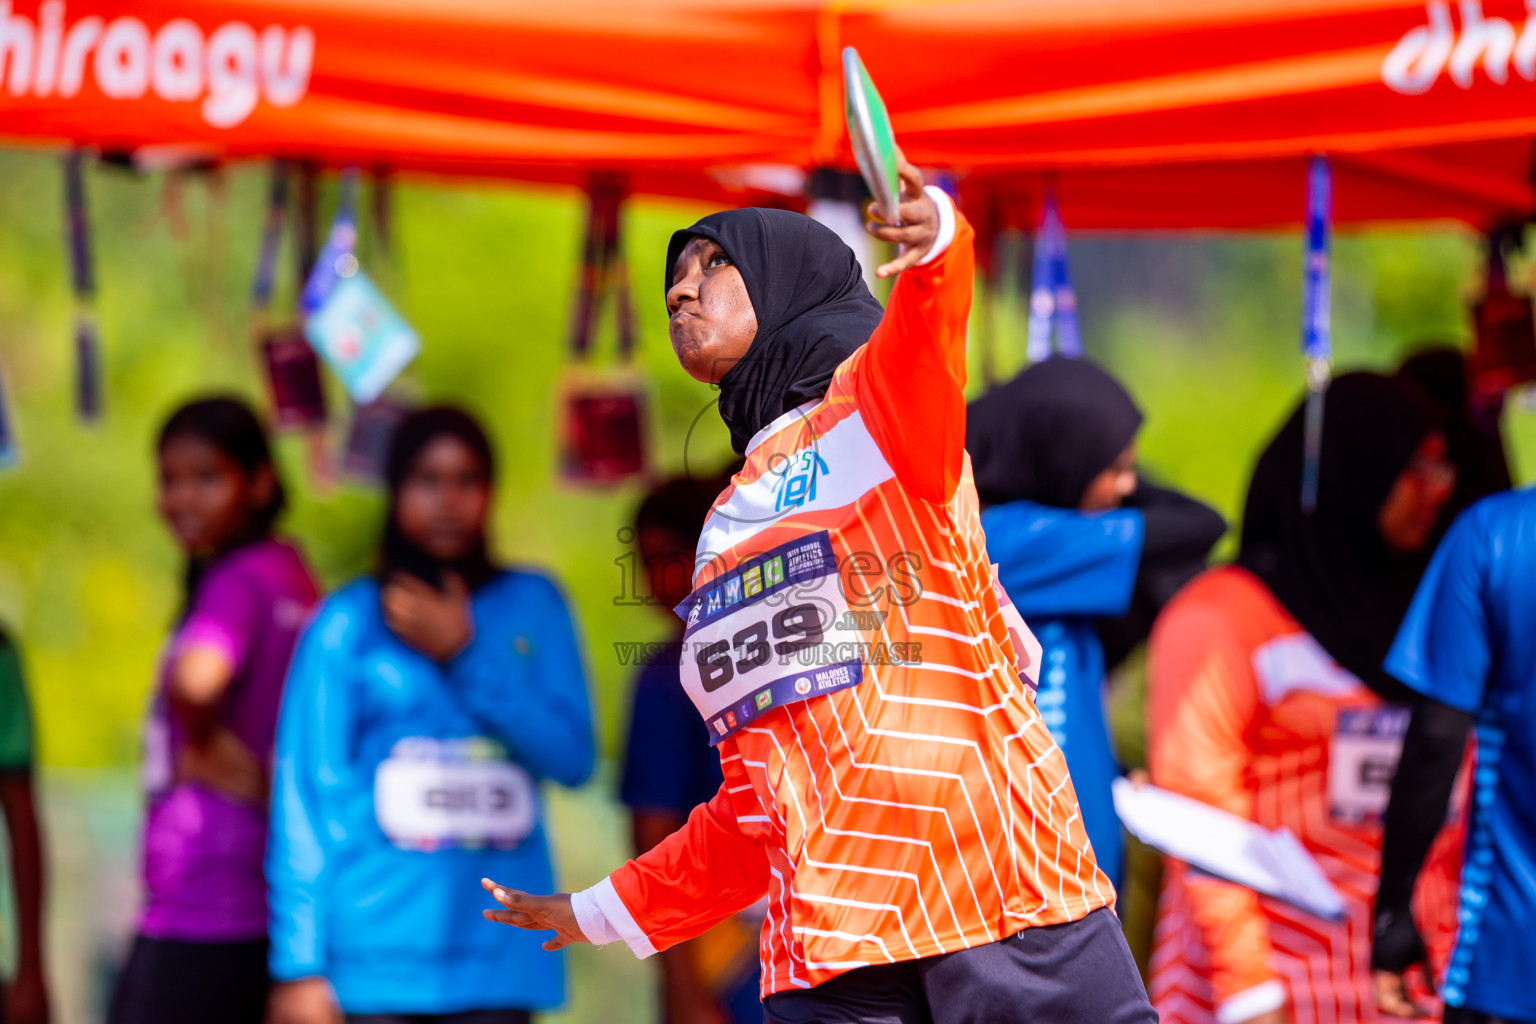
top-left (1383, 0), bottom-right (1536, 94)
top-left (0, 0), bottom-right (313, 127)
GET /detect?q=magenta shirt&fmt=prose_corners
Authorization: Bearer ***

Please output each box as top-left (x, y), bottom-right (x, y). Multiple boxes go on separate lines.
top-left (139, 538), bottom-right (318, 942)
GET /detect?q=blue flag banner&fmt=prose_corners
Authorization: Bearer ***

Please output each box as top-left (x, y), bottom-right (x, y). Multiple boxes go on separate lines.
top-left (1026, 193), bottom-right (1081, 362)
top-left (1301, 155), bottom-right (1333, 515)
top-left (1302, 156), bottom-right (1333, 365)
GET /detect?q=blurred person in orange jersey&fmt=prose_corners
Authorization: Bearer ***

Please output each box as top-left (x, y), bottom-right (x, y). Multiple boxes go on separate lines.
top-left (0, 626), bottom-right (48, 1024)
top-left (1147, 373), bottom-right (1463, 1024)
top-left (109, 398), bottom-right (319, 1024)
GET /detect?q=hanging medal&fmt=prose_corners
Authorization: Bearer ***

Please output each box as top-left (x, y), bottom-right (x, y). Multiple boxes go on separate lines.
top-left (63, 150), bottom-right (102, 421)
top-left (559, 174), bottom-right (649, 486)
top-left (1300, 156), bottom-right (1332, 515)
top-left (1026, 191), bottom-right (1081, 362)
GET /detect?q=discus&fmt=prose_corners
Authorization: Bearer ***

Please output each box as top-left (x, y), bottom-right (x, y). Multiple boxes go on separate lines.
top-left (843, 47), bottom-right (901, 227)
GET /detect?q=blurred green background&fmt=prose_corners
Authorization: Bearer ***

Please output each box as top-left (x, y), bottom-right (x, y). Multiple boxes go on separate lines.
top-left (0, 146), bottom-right (1533, 1021)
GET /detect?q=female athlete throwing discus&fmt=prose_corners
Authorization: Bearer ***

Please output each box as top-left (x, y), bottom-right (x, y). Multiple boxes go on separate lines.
top-left (482, 159), bottom-right (1156, 1024)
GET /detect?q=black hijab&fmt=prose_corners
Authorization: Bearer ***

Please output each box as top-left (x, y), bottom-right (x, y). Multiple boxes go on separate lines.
top-left (379, 406), bottom-right (499, 591)
top-left (967, 356), bottom-right (1145, 508)
top-left (666, 208), bottom-right (884, 454)
top-left (1238, 372), bottom-right (1442, 700)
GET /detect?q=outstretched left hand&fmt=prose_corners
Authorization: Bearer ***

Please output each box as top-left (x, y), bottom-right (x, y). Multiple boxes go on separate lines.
top-left (866, 151), bottom-right (941, 278)
top-left (481, 878), bottom-right (588, 951)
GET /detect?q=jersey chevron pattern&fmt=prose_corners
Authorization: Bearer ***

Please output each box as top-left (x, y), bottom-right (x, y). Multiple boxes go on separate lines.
top-left (606, 210), bottom-right (1113, 997)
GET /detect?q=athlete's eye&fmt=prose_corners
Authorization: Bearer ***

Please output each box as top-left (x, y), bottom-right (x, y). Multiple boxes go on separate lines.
top-left (709, 251), bottom-right (732, 268)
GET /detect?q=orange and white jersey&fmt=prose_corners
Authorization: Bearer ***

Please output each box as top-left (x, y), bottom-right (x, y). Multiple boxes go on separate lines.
top-left (586, 202), bottom-right (1112, 997)
top-left (1147, 567), bottom-right (1463, 1024)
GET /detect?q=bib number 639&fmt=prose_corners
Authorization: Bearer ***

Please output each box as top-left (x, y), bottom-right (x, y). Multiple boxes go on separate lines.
top-left (695, 602), bottom-right (827, 693)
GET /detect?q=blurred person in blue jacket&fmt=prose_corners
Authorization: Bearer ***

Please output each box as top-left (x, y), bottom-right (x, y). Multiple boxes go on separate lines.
top-left (265, 407), bottom-right (596, 1024)
top-left (619, 474), bottom-right (761, 1024)
top-left (966, 357), bottom-right (1225, 885)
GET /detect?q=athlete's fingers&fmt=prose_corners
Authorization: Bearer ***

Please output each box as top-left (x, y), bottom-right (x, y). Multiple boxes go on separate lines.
top-left (876, 245), bottom-right (928, 279)
top-left (894, 149), bottom-right (924, 201)
top-left (482, 908), bottom-right (538, 928)
top-left (542, 933), bottom-right (573, 952)
top-left (865, 221), bottom-right (932, 247)
top-left (481, 878), bottom-right (533, 909)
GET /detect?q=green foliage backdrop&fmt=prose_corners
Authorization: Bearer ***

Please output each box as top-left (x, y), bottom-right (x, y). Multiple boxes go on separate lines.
top-left (0, 148), bottom-right (1532, 770)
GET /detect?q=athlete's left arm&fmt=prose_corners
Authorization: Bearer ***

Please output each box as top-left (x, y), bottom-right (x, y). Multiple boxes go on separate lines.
top-left (859, 162), bottom-right (973, 505)
top-left (447, 574), bottom-right (597, 787)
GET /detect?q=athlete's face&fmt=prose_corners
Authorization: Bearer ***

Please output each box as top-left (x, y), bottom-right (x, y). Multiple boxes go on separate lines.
top-left (667, 237), bottom-right (758, 384)
top-left (1378, 431), bottom-right (1455, 554)
top-left (157, 435), bottom-right (274, 558)
top-left (393, 436), bottom-right (491, 563)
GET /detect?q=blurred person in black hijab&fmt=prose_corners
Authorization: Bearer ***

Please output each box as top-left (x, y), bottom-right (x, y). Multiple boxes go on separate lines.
top-left (1238, 372), bottom-right (1456, 702)
top-left (969, 355), bottom-right (1225, 885)
top-left (1146, 371), bottom-right (1462, 1024)
top-left (378, 406), bottom-right (500, 595)
top-left (267, 404), bottom-right (595, 1024)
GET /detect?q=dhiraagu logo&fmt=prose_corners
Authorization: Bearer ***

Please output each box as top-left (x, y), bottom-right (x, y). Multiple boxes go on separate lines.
top-left (773, 448), bottom-right (830, 513)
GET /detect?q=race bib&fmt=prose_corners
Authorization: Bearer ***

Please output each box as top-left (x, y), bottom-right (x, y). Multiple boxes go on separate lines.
top-left (677, 531), bottom-right (873, 745)
top-left (374, 737), bottom-right (536, 851)
top-left (1329, 705), bottom-right (1409, 825)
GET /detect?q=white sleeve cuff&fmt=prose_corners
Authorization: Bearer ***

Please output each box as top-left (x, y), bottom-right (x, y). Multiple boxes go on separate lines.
top-left (1216, 979), bottom-right (1288, 1024)
top-left (570, 885), bottom-right (620, 947)
top-left (915, 185), bottom-right (957, 267)
top-left (573, 876), bottom-right (658, 959)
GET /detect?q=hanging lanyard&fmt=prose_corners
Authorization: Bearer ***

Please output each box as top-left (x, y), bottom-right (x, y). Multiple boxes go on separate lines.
top-left (570, 176), bottom-right (634, 362)
top-left (1026, 192), bottom-right (1081, 361)
top-left (0, 357), bottom-right (15, 467)
top-left (252, 161), bottom-right (289, 312)
top-left (63, 150), bottom-right (101, 421)
top-left (1300, 156), bottom-right (1332, 514)
top-left (301, 168), bottom-right (360, 316)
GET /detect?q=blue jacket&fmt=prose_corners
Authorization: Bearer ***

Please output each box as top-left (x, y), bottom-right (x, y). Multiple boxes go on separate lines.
top-left (981, 501), bottom-right (1143, 885)
top-left (267, 571), bottom-right (595, 1015)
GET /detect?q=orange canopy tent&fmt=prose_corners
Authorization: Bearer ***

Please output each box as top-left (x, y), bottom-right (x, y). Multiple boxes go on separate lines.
top-left (0, 0), bottom-right (1534, 226)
